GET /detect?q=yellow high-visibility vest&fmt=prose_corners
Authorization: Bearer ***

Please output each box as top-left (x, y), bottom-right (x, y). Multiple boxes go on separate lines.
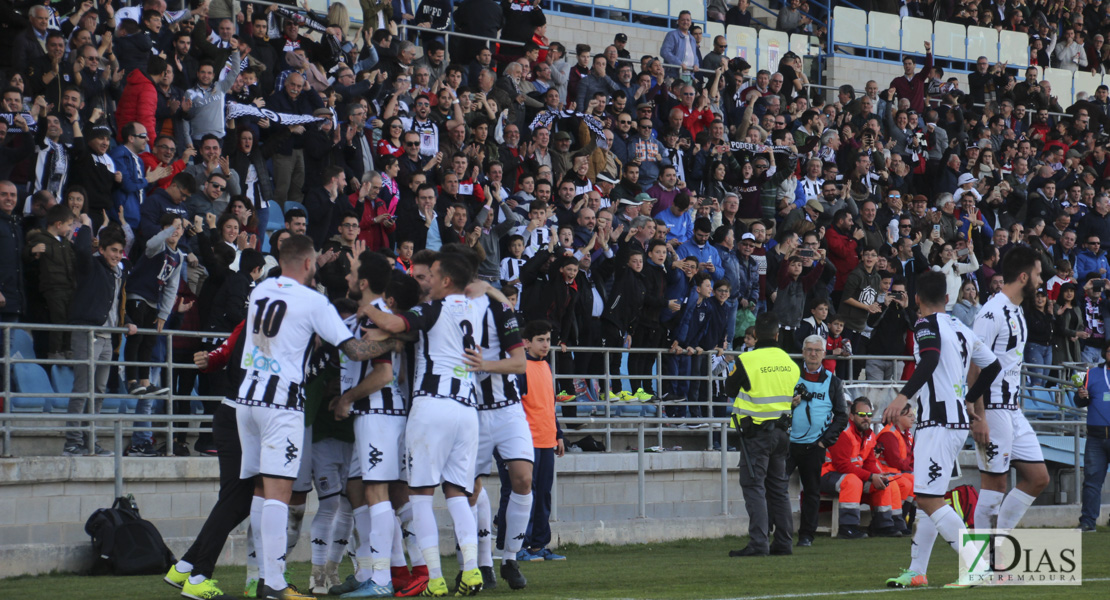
top-left (731, 347), bottom-right (800, 426)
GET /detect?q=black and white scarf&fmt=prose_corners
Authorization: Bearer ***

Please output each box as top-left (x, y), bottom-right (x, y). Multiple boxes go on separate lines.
top-left (529, 109), bottom-right (605, 140)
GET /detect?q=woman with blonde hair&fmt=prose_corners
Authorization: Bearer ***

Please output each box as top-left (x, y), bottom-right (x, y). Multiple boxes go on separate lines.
top-left (328, 2), bottom-right (351, 33)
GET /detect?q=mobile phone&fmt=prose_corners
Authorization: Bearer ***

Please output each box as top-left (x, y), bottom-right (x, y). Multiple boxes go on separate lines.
top-left (957, 248), bottom-right (969, 257)
top-left (1096, 281), bottom-right (1105, 293)
top-left (933, 224), bottom-right (941, 235)
top-left (800, 249), bottom-right (816, 258)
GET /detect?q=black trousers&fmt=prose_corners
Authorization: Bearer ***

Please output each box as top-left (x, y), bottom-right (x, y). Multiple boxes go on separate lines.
top-left (738, 426), bottom-right (793, 553)
top-left (600, 322), bottom-right (625, 394)
top-left (629, 323), bottom-right (663, 394)
top-left (785, 441), bottom-right (825, 539)
top-left (180, 402), bottom-right (254, 578)
top-left (124, 300), bottom-right (158, 382)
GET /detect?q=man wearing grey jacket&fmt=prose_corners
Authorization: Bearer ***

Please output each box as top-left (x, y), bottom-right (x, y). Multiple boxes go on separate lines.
top-left (476, 187), bottom-right (524, 282)
top-left (183, 51), bottom-right (242, 146)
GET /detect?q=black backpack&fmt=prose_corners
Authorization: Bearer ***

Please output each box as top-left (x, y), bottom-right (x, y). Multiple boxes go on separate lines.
top-left (84, 496), bottom-right (175, 576)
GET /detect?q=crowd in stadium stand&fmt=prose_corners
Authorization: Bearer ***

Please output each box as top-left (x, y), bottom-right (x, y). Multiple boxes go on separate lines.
top-left (0, 0), bottom-right (1107, 460)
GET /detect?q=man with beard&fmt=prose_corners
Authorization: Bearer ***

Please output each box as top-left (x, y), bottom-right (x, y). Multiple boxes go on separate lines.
top-left (968, 247), bottom-right (1051, 541)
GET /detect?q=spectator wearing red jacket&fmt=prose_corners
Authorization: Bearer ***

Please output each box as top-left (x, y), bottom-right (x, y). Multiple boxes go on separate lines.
top-left (141, 136), bottom-right (195, 190)
top-left (355, 172), bottom-right (397, 251)
top-left (888, 42), bottom-right (932, 114)
top-left (116, 56), bottom-right (163, 151)
top-left (820, 397), bottom-right (903, 538)
top-left (825, 209), bottom-right (860, 294)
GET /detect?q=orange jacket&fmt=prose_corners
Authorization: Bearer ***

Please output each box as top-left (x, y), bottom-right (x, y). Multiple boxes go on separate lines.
top-left (876, 423), bottom-right (914, 474)
top-left (822, 424), bottom-right (881, 481)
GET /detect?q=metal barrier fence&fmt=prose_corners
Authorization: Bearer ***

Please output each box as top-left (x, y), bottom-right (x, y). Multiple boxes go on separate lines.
top-left (1, 324), bottom-right (1090, 511)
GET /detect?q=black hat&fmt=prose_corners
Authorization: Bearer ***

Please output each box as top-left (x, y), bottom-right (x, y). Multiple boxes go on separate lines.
top-left (615, 33), bottom-right (628, 43)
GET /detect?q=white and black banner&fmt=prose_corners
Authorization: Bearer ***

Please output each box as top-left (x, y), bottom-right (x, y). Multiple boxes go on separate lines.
top-left (729, 141), bottom-right (797, 155)
top-left (226, 102), bottom-right (326, 126)
top-left (0, 112), bottom-right (36, 132)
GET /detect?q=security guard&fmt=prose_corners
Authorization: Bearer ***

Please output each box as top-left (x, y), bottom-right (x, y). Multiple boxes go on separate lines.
top-left (725, 313), bottom-right (800, 557)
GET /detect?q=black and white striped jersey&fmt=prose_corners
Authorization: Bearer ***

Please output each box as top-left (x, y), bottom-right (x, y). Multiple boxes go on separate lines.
top-left (500, 256), bottom-right (526, 282)
top-left (342, 299), bottom-right (407, 416)
top-left (236, 276), bottom-right (354, 411)
top-left (476, 300), bottom-right (525, 411)
top-left (400, 294), bottom-right (500, 407)
top-left (912, 313), bottom-right (996, 429)
top-left (973, 294), bottom-right (1027, 410)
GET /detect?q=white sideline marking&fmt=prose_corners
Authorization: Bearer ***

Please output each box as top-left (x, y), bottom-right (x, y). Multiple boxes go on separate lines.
top-left (578, 577), bottom-right (1110, 600)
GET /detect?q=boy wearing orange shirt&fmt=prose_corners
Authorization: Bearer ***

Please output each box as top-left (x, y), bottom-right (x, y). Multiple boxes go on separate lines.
top-left (514, 320), bottom-right (566, 562)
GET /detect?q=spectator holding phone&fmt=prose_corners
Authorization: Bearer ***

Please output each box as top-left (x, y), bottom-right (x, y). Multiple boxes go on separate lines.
top-left (1079, 278), bottom-right (1110, 364)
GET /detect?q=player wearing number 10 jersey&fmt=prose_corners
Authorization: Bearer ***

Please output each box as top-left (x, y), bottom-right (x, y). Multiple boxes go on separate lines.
top-left (235, 236), bottom-right (399, 600)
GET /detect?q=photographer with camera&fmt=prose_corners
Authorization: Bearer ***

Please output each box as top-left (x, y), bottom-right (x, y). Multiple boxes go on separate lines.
top-left (786, 335), bottom-right (849, 547)
top-left (865, 277), bottom-right (914, 382)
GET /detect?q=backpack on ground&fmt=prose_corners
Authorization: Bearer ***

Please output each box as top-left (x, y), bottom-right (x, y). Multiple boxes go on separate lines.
top-left (944, 484), bottom-right (980, 528)
top-left (84, 495), bottom-right (175, 575)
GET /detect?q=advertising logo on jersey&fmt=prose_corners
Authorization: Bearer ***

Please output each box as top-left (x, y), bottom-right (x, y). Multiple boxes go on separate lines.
top-left (243, 351), bottom-right (282, 373)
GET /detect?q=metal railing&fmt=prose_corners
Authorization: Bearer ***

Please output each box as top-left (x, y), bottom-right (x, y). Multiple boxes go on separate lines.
top-left (1, 324), bottom-right (1091, 514)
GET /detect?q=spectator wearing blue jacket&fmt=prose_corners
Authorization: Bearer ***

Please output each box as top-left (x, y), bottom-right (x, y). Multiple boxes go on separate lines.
top-left (111, 122), bottom-right (153, 230)
top-left (659, 11), bottom-right (701, 81)
top-left (656, 193), bottom-right (694, 244)
top-left (670, 273), bottom-right (728, 419)
top-left (1075, 234), bottom-right (1110, 283)
top-left (676, 217), bottom-right (723, 281)
top-left (1077, 350), bottom-right (1110, 532)
top-left (714, 225), bottom-right (741, 347)
top-left (137, 173), bottom-right (197, 255)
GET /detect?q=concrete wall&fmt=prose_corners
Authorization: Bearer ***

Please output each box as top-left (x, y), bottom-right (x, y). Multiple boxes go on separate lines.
top-left (2, 450), bottom-right (1107, 578)
top-left (544, 14), bottom-right (670, 61)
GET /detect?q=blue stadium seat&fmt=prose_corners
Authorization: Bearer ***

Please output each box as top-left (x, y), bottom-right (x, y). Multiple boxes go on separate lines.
top-left (49, 365), bottom-right (75, 413)
top-left (284, 200), bottom-right (307, 221)
top-left (11, 363), bottom-right (57, 413)
top-left (9, 328), bottom-right (34, 359)
top-left (266, 203), bottom-right (285, 232)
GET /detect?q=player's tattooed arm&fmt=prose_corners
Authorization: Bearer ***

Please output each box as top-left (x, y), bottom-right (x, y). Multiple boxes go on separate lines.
top-left (358, 303), bottom-right (408, 333)
top-left (339, 337), bottom-right (402, 362)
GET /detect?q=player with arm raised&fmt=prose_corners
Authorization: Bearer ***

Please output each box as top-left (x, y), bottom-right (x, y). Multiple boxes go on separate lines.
top-left (968, 247), bottom-right (1051, 533)
top-left (362, 251), bottom-right (523, 597)
top-left (882, 270), bottom-right (1001, 590)
top-left (236, 235), bottom-right (397, 600)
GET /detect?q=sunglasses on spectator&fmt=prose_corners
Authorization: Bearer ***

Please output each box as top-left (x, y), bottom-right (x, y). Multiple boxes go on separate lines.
top-left (855, 412), bottom-right (874, 418)
top-left (405, 141), bottom-right (421, 146)
top-left (209, 182), bottom-right (225, 190)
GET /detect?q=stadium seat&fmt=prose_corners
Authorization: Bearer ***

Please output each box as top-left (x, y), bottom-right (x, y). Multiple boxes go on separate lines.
top-left (726, 25), bottom-right (758, 65)
top-left (966, 26), bottom-right (999, 64)
top-left (900, 17), bottom-right (932, 54)
top-left (261, 234), bottom-right (271, 254)
top-left (1073, 70), bottom-right (1102, 99)
top-left (9, 327), bottom-right (34, 359)
top-left (49, 365), bottom-right (74, 413)
top-left (999, 30), bottom-right (1030, 67)
top-left (266, 204), bottom-right (284, 232)
top-left (757, 29), bottom-right (789, 71)
top-left (832, 7), bottom-right (867, 49)
top-left (867, 12), bottom-right (900, 52)
top-left (640, 0), bottom-right (668, 16)
top-left (11, 363), bottom-right (56, 413)
top-left (932, 21), bottom-right (966, 60)
top-left (705, 22), bottom-right (726, 55)
top-left (284, 200), bottom-right (307, 222)
top-left (676, 0), bottom-right (704, 22)
top-left (1043, 66), bottom-right (1076, 105)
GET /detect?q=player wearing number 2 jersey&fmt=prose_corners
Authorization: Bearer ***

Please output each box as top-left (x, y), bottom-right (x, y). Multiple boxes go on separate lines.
top-left (235, 236), bottom-right (400, 600)
top-left (363, 251), bottom-right (525, 597)
top-left (969, 247), bottom-right (1051, 538)
top-left (882, 271), bottom-right (1001, 590)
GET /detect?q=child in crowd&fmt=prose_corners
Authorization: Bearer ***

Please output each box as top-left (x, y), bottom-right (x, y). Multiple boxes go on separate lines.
top-left (795, 298), bottom-right (830, 348)
top-left (738, 327), bottom-right (757, 353)
top-left (824, 314), bottom-right (851, 378)
top-left (25, 204), bottom-right (78, 359)
top-left (1046, 259), bottom-right (1075, 306)
top-left (501, 234), bottom-right (526, 289)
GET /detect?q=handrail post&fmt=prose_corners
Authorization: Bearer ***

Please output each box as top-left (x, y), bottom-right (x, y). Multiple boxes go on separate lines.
top-left (1074, 422), bottom-right (1081, 505)
top-left (88, 328), bottom-right (97, 451)
top-left (603, 344), bottom-right (612, 452)
top-left (2, 326), bottom-right (10, 456)
top-left (720, 421), bottom-right (729, 515)
top-left (637, 421), bottom-right (646, 518)
top-left (656, 349), bottom-right (663, 448)
top-left (114, 419), bottom-right (123, 499)
top-left (166, 331), bottom-right (175, 450)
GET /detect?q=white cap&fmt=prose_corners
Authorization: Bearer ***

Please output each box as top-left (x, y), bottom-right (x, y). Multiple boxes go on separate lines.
top-left (957, 173), bottom-right (978, 186)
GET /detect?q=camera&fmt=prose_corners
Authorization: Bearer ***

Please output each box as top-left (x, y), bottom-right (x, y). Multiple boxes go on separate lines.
top-left (794, 383), bottom-right (814, 403)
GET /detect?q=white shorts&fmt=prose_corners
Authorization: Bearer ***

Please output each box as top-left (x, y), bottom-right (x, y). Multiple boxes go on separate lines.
top-left (236, 404), bottom-right (306, 480)
top-left (312, 437), bottom-right (354, 498)
top-left (406, 395), bottom-right (478, 492)
top-left (353, 413), bottom-right (407, 483)
top-left (976, 409), bottom-right (1045, 474)
top-left (293, 426), bottom-right (315, 493)
top-left (476, 404), bottom-right (534, 476)
top-left (913, 426), bottom-right (968, 497)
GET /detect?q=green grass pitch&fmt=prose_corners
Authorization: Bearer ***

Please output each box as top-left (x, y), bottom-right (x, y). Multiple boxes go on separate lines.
top-left (4, 529), bottom-right (1109, 599)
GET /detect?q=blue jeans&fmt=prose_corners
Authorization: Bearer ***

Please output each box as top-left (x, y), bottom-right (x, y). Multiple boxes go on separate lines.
top-left (724, 298), bottom-right (739, 349)
top-left (1082, 345), bottom-right (1103, 365)
top-left (1081, 429), bottom-right (1110, 528)
top-left (523, 447), bottom-right (555, 550)
top-left (1025, 342), bottom-right (1052, 387)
